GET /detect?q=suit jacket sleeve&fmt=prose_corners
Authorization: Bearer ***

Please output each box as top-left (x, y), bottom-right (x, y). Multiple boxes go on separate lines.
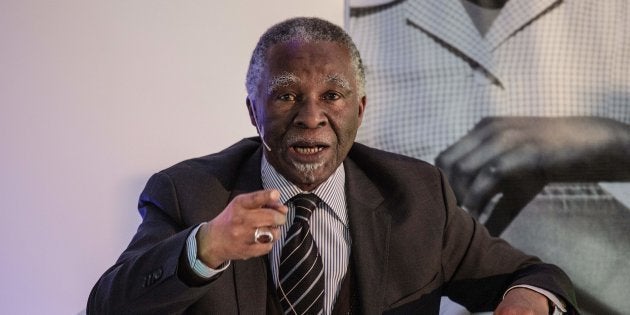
top-left (436, 169), bottom-right (579, 313)
top-left (87, 139), bottom-right (266, 314)
top-left (87, 171), bottom-right (216, 314)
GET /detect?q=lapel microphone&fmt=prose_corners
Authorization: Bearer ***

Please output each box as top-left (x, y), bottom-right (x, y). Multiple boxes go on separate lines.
top-left (253, 111), bottom-right (272, 152)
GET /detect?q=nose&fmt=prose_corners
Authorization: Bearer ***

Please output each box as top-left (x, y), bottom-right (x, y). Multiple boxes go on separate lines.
top-left (293, 98), bottom-right (327, 129)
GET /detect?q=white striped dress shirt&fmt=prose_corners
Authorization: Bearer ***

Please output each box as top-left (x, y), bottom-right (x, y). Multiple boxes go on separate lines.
top-left (261, 156), bottom-right (351, 315)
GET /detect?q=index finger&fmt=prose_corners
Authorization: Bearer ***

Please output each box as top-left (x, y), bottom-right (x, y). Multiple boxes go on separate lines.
top-left (237, 189), bottom-right (284, 211)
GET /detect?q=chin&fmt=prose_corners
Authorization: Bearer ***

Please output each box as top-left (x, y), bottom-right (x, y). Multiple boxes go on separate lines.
top-left (291, 161), bottom-right (325, 186)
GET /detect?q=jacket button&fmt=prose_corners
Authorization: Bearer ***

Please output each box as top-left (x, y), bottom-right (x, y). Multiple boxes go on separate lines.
top-left (152, 268), bottom-right (163, 280)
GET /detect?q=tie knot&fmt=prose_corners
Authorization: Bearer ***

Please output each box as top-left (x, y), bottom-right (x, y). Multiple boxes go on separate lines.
top-left (290, 193), bottom-right (319, 221)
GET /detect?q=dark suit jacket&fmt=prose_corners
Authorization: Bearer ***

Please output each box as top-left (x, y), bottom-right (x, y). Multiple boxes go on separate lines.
top-left (88, 138), bottom-right (578, 314)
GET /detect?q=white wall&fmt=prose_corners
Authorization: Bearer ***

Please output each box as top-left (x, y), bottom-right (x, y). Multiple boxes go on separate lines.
top-left (0, 1), bottom-right (344, 314)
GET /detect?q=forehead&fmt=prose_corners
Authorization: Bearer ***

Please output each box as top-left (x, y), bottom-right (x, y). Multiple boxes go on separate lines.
top-left (264, 40), bottom-right (354, 79)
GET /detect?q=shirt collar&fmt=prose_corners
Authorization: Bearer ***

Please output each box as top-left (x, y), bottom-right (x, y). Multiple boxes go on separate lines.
top-left (260, 155), bottom-right (348, 225)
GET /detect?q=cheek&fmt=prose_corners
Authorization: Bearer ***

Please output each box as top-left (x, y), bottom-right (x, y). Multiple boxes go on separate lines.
top-left (264, 117), bottom-right (290, 137)
top-left (339, 113), bottom-right (361, 138)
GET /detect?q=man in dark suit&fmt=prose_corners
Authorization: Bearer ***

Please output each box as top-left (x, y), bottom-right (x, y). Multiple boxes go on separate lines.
top-left (88, 17), bottom-right (578, 314)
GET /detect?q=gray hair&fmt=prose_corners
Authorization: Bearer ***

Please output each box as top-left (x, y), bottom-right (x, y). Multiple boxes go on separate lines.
top-left (245, 17), bottom-right (366, 98)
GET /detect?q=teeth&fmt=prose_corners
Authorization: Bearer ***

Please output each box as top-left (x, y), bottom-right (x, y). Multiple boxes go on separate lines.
top-left (295, 146), bottom-right (323, 154)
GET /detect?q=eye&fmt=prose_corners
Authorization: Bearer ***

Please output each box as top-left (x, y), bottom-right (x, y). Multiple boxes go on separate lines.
top-left (322, 91), bottom-right (341, 101)
top-left (277, 93), bottom-right (296, 102)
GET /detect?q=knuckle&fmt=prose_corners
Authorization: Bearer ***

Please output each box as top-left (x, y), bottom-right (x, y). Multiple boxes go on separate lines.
top-left (228, 227), bottom-right (245, 240)
top-left (231, 215), bottom-right (245, 226)
top-left (233, 193), bottom-right (246, 203)
top-left (485, 164), bottom-right (503, 180)
top-left (451, 160), bottom-right (471, 176)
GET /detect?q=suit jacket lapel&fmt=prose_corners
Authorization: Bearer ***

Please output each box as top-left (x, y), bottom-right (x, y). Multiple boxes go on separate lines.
top-left (228, 147), bottom-right (270, 313)
top-left (344, 158), bottom-right (390, 312)
top-left (226, 146), bottom-right (394, 312)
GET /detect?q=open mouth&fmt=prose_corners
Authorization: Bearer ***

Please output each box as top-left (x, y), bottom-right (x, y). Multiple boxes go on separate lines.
top-left (289, 140), bottom-right (330, 157)
top-left (293, 145), bottom-right (326, 154)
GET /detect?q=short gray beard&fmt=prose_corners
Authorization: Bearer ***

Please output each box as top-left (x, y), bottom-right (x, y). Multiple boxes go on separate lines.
top-left (292, 161), bottom-right (325, 184)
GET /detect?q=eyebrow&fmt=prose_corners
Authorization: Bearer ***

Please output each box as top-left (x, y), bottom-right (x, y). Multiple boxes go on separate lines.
top-left (324, 73), bottom-right (350, 90)
top-left (267, 72), bottom-right (300, 95)
top-left (266, 72), bottom-right (352, 95)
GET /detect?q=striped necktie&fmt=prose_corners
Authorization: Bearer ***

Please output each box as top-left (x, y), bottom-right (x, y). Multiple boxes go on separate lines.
top-left (277, 193), bottom-right (325, 315)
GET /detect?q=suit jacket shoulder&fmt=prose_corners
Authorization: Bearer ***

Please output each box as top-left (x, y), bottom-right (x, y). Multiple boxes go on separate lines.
top-left (159, 137), bottom-right (262, 188)
top-left (88, 138), bottom-right (267, 314)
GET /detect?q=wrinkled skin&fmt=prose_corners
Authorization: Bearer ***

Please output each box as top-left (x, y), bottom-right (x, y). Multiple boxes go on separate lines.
top-left (247, 40), bottom-right (366, 191)
top-left (496, 288), bottom-right (550, 315)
